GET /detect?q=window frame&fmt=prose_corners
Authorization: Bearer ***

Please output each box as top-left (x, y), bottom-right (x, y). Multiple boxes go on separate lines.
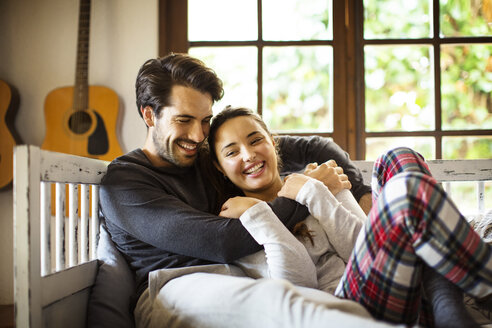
top-left (159, 0), bottom-right (492, 160)
top-left (354, 0), bottom-right (492, 159)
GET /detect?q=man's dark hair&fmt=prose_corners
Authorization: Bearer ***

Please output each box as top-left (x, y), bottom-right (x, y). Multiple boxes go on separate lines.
top-left (135, 53), bottom-right (224, 119)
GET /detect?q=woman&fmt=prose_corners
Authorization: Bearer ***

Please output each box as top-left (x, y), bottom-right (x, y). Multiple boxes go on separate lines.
top-left (208, 106), bottom-right (491, 328)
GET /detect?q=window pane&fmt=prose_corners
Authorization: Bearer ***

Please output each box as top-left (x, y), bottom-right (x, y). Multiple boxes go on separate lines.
top-left (188, 0), bottom-right (257, 41)
top-left (263, 46), bottom-right (333, 133)
top-left (364, 0), bottom-right (432, 39)
top-left (189, 47), bottom-right (258, 114)
top-left (442, 136), bottom-right (492, 159)
top-left (262, 0), bottom-right (332, 41)
top-left (365, 137), bottom-right (435, 160)
top-left (441, 44), bottom-right (492, 130)
top-left (445, 181), bottom-right (492, 217)
top-left (365, 45), bottom-right (434, 132)
top-left (440, 0), bottom-right (492, 37)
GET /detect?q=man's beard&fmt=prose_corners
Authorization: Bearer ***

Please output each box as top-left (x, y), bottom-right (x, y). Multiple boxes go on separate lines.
top-left (152, 131), bottom-right (198, 167)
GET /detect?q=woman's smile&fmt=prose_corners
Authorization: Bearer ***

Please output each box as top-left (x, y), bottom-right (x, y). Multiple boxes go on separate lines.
top-left (243, 161), bottom-right (265, 176)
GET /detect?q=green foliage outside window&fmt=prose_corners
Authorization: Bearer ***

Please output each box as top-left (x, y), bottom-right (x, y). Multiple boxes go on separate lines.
top-left (441, 44), bottom-right (492, 131)
top-left (263, 46), bottom-right (333, 133)
top-left (440, 0), bottom-right (492, 37)
top-left (364, 45), bottom-right (434, 133)
top-left (364, 0), bottom-right (491, 161)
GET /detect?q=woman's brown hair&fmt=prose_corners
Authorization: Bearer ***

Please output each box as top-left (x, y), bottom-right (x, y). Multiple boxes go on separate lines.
top-left (207, 106), bottom-right (314, 245)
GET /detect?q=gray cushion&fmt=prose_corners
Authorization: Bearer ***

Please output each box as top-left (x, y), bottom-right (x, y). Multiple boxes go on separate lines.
top-left (87, 220), bottom-right (136, 328)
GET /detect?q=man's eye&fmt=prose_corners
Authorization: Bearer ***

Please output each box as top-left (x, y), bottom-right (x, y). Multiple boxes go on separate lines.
top-left (177, 119), bottom-right (190, 123)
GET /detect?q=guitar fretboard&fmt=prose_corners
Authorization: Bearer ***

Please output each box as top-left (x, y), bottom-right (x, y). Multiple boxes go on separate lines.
top-left (74, 0), bottom-right (91, 111)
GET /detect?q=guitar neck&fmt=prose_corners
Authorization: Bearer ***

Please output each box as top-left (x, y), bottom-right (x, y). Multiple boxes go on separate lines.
top-left (42, 0), bottom-right (123, 161)
top-left (74, 0), bottom-right (91, 111)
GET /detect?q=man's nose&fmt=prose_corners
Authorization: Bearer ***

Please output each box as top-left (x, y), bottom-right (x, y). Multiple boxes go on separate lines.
top-left (188, 122), bottom-right (205, 143)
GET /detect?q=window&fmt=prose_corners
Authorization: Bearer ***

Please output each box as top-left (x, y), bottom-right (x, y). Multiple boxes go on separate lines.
top-left (186, 0), bottom-right (341, 140)
top-left (159, 0), bottom-right (492, 161)
top-left (360, 0), bottom-right (492, 160)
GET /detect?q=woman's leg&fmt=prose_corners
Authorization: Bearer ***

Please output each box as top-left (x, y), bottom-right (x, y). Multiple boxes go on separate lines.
top-left (335, 147), bottom-right (492, 325)
top-left (135, 272), bottom-right (395, 328)
top-left (370, 146), bottom-right (432, 202)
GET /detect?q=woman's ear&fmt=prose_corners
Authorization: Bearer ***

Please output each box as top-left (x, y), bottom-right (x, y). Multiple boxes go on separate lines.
top-left (141, 106), bottom-right (155, 127)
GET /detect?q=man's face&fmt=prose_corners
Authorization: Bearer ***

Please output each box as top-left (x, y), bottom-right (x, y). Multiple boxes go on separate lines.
top-left (152, 85), bottom-right (213, 167)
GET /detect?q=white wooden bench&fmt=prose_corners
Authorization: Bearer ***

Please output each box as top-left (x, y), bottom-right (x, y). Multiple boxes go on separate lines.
top-left (13, 145), bottom-right (492, 327)
top-left (355, 159), bottom-right (492, 215)
top-left (14, 145), bottom-right (108, 328)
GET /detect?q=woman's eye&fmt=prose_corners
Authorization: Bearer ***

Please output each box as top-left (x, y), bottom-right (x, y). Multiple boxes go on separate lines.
top-left (251, 137), bottom-right (263, 144)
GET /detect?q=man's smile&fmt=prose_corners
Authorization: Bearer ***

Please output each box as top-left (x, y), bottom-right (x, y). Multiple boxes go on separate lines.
top-left (177, 140), bottom-right (198, 154)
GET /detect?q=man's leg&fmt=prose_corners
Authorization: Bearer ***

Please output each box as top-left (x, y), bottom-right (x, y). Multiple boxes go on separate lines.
top-left (423, 265), bottom-right (479, 328)
top-left (135, 272), bottom-right (396, 328)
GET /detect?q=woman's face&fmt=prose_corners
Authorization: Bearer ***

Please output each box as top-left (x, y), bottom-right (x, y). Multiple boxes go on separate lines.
top-left (213, 116), bottom-right (281, 198)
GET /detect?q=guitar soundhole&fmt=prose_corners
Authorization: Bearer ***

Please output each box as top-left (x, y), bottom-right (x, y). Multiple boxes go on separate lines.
top-left (68, 111), bottom-right (92, 134)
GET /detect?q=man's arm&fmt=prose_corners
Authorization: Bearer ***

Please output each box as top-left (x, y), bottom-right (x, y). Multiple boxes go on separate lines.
top-left (99, 164), bottom-right (307, 264)
top-left (358, 193), bottom-right (372, 215)
top-left (278, 135), bottom-right (372, 206)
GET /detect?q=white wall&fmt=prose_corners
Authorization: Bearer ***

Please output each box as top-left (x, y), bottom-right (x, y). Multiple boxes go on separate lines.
top-left (0, 0), bottom-right (158, 304)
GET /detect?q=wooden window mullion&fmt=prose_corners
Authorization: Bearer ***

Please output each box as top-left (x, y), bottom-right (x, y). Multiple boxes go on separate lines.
top-left (433, 0), bottom-right (443, 159)
top-left (353, 0), bottom-right (366, 159)
top-left (257, 0), bottom-right (263, 116)
top-left (158, 0), bottom-right (189, 56)
top-left (332, 0), bottom-right (349, 151)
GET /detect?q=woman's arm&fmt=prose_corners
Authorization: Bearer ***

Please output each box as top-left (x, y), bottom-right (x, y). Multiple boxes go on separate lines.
top-left (279, 175), bottom-right (365, 262)
top-left (225, 197), bottom-right (318, 288)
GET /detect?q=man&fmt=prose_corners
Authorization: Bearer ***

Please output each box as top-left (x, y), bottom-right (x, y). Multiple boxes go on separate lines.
top-left (99, 53), bottom-right (378, 327)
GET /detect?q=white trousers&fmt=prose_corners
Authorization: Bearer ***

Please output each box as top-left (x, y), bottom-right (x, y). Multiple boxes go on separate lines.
top-left (134, 271), bottom-right (402, 328)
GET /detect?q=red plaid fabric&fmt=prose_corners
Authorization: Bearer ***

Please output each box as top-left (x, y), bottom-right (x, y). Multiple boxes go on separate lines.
top-left (335, 147), bottom-right (492, 326)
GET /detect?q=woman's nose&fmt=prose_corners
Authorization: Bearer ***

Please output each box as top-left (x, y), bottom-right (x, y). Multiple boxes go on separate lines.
top-left (242, 147), bottom-right (256, 161)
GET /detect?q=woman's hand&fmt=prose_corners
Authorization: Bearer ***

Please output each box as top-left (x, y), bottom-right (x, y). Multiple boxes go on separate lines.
top-left (278, 173), bottom-right (311, 200)
top-left (219, 196), bottom-right (262, 218)
top-left (302, 160), bottom-right (351, 195)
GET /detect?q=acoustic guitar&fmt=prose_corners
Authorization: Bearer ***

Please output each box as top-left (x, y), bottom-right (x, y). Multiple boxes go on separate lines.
top-left (42, 0), bottom-right (122, 161)
top-left (0, 80), bottom-right (20, 189)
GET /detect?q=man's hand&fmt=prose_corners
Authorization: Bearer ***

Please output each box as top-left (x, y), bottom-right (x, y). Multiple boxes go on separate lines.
top-left (303, 160), bottom-right (351, 195)
top-left (219, 196), bottom-right (262, 218)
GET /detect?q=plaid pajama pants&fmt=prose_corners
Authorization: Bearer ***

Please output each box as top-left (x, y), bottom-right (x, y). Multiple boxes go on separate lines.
top-left (334, 147), bottom-right (492, 326)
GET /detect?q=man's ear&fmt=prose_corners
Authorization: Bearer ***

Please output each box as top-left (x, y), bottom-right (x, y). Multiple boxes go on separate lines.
top-left (141, 106), bottom-right (155, 127)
